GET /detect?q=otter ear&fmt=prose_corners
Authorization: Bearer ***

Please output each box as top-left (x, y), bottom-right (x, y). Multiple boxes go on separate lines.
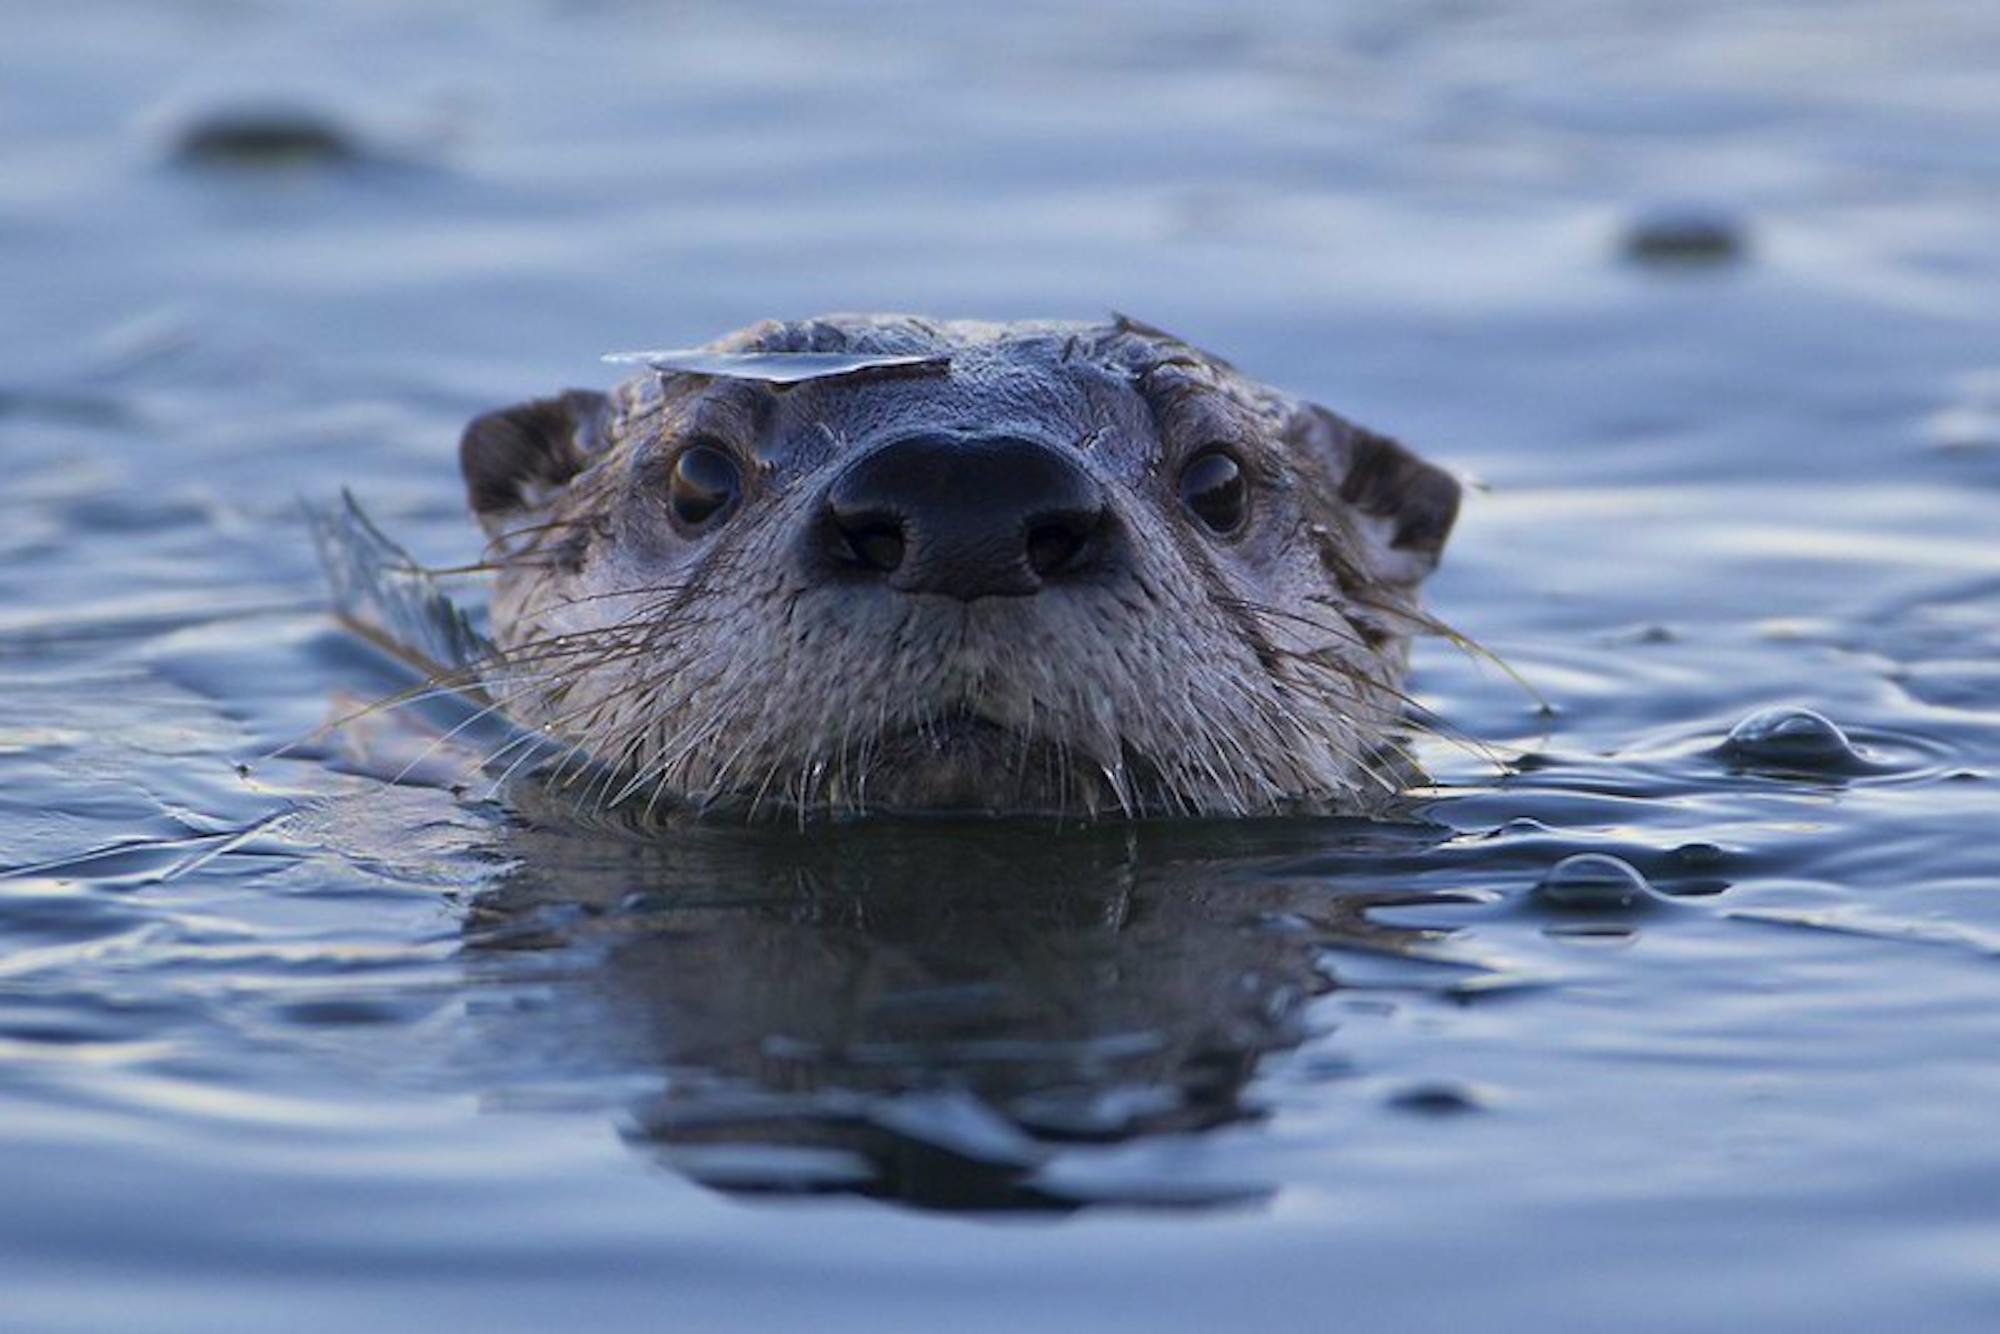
top-left (1292, 403), bottom-right (1461, 586)
top-left (459, 389), bottom-right (611, 535)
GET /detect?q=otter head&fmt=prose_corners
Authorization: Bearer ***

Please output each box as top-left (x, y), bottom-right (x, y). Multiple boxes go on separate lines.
top-left (459, 315), bottom-right (1459, 819)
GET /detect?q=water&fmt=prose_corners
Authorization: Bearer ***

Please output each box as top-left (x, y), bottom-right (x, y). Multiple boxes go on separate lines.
top-left (4, 0), bottom-right (2000, 1328)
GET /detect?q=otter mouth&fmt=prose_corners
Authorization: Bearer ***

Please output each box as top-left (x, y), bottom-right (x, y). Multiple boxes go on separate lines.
top-left (831, 713), bottom-right (1104, 816)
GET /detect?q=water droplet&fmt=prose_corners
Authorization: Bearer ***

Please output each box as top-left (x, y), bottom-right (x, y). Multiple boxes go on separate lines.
top-left (1535, 853), bottom-right (1657, 910)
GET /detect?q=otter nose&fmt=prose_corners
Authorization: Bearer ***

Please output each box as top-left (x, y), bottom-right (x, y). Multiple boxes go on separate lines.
top-left (823, 434), bottom-right (1107, 599)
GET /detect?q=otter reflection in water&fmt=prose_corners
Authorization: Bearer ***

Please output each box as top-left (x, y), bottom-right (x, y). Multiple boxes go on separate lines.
top-left (462, 808), bottom-right (1474, 1212)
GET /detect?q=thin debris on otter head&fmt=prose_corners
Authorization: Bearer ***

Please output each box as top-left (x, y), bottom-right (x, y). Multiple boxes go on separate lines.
top-left (601, 349), bottom-right (952, 385)
top-left (306, 490), bottom-right (493, 679)
top-left (304, 491), bottom-right (589, 791)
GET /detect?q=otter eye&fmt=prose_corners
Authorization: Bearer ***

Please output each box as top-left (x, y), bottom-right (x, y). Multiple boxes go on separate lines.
top-left (667, 443), bottom-right (741, 529)
top-left (1178, 448), bottom-right (1247, 536)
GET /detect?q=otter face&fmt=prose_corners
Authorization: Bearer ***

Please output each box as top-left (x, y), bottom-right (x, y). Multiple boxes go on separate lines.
top-left (459, 315), bottom-right (1459, 819)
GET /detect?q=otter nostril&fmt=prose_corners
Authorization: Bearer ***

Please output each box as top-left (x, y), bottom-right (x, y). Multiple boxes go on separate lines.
top-left (1025, 513), bottom-right (1096, 578)
top-left (834, 515), bottom-right (907, 573)
top-left (849, 522), bottom-right (906, 573)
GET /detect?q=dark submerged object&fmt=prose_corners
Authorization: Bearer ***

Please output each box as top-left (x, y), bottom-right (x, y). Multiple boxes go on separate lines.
top-left (1621, 205), bottom-right (1749, 266)
top-left (168, 105), bottom-right (361, 168)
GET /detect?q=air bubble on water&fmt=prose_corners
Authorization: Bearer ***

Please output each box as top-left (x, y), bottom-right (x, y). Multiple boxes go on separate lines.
top-left (1722, 706), bottom-right (1860, 767)
top-left (1534, 853), bottom-right (1659, 911)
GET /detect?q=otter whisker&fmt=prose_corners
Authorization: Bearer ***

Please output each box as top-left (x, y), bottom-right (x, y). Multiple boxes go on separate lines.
top-left (382, 672), bottom-right (579, 789)
top-left (1338, 590), bottom-right (1548, 715)
top-left (1215, 593), bottom-right (1506, 770)
top-left (605, 671), bottom-right (760, 815)
top-left (263, 651), bottom-right (584, 771)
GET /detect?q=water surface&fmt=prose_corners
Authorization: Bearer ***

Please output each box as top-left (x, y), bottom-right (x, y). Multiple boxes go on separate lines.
top-left (4, 1), bottom-right (1999, 1329)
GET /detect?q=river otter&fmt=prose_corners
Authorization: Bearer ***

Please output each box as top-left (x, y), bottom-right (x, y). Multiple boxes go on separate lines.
top-left (456, 314), bottom-right (1460, 819)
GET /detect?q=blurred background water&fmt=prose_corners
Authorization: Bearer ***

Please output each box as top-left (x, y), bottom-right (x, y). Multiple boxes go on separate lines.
top-left (3, 1), bottom-right (2000, 1330)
